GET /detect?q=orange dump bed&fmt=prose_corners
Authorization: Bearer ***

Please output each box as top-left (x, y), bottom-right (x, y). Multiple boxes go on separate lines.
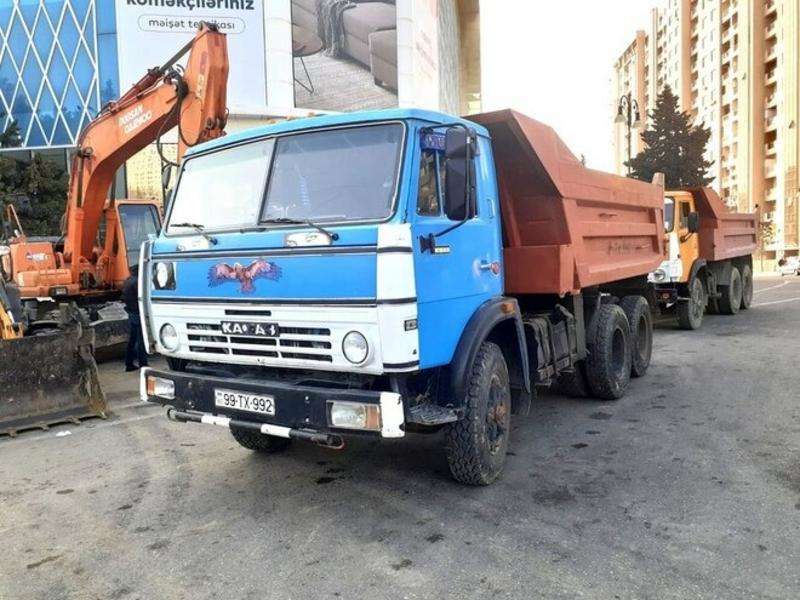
top-left (683, 187), bottom-right (756, 262)
top-left (469, 110), bottom-right (664, 296)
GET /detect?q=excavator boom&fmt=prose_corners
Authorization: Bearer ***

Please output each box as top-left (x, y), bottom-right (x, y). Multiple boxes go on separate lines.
top-left (0, 23), bottom-right (228, 435)
top-left (64, 22), bottom-right (228, 278)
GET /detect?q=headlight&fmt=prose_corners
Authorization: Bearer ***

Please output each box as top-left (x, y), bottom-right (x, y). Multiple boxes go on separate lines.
top-left (651, 269), bottom-right (667, 283)
top-left (342, 331), bottom-right (368, 364)
top-left (153, 262), bottom-right (175, 290)
top-left (328, 401), bottom-right (381, 431)
top-left (160, 323), bottom-right (180, 352)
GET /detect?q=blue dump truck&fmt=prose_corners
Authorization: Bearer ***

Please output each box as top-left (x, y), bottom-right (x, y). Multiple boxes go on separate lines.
top-left (140, 109), bottom-right (665, 485)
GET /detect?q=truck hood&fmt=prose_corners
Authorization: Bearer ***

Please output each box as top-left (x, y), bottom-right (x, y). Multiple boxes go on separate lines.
top-left (148, 228), bottom-right (379, 304)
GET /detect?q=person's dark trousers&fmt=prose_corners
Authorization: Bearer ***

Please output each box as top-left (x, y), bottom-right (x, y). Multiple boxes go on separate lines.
top-left (125, 312), bottom-right (149, 370)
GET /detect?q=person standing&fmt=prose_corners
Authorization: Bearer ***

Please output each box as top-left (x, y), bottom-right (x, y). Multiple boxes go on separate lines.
top-left (122, 265), bottom-right (148, 372)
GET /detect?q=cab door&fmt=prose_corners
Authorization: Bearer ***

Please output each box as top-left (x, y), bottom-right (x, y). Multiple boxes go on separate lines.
top-left (411, 134), bottom-right (503, 369)
top-left (677, 196), bottom-right (699, 280)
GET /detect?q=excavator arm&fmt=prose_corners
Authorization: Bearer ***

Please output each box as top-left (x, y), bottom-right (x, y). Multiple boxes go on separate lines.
top-left (63, 22), bottom-right (228, 280)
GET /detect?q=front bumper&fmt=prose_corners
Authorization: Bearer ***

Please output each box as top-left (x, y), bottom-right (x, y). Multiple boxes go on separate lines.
top-left (140, 367), bottom-right (405, 440)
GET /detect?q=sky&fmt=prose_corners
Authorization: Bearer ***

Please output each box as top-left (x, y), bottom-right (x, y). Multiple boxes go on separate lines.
top-left (480, 1), bottom-right (656, 172)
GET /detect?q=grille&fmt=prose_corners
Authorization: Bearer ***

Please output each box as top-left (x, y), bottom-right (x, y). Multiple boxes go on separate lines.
top-left (184, 322), bottom-right (334, 363)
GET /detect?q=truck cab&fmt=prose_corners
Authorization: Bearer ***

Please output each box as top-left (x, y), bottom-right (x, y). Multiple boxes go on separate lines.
top-left (650, 191), bottom-right (700, 286)
top-left (140, 109), bottom-right (663, 485)
top-left (649, 188), bottom-right (756, 330)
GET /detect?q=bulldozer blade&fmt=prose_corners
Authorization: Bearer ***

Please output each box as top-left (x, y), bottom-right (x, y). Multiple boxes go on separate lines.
top-left (0, 320), bottom-right (106, 437)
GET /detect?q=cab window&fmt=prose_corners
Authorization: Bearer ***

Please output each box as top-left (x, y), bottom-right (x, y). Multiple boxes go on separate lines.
top-left (679, 202), bottom-right (692, 229)
top-left (416, 144), bottom-right (476, 222)
top-left (664, 199), bottom-right (675, 233)
top-left (417, 151), bottom-right (441, 216)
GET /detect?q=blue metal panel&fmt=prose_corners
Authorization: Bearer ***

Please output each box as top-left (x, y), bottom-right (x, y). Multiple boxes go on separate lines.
top-left (152, 251), bottom-right (378, 303)
top-left (410, 133), bottom-right (503, 369)
top-left (151, 226), bottom-right (381, 302)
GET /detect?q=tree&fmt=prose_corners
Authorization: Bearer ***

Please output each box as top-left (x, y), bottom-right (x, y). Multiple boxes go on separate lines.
top-left (16, 154), bottom-right (68, 235)
top-left (626, 86), bottom-right (714, 188)
top-left (0, 120), bottom-right (21, 148)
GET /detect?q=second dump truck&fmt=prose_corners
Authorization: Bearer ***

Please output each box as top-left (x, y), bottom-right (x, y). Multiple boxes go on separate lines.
top-left (649, 187), bottom-right (757, 330)
top-left (140, 108), bottom-right (664, 485)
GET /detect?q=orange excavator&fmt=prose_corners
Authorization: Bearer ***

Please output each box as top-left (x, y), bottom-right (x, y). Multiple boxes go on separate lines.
top-left (0, 22), bottom-right (229, 435)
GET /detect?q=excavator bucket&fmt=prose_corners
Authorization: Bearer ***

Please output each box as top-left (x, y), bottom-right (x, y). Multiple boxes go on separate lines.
top-left (0, 305), bottom-right (106, 437)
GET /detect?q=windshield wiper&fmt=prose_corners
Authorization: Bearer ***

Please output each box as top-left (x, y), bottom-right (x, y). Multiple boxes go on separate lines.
top-left (261, 217), bottom-right (340, 241)
top-left (171, 222), bottom-right (218, 245)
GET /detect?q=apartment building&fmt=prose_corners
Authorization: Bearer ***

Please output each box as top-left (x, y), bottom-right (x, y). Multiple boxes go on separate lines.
top-left (613, 0), bottom-right (800, 266)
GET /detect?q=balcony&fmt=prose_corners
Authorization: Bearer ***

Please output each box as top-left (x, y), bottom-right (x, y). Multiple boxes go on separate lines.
top-left (765, 93), bottom-right (777, 108)
top-left (765, 111), bottom-right (778, 132)
top-left (765, 159), bottom-right (777, 179)
top-left (765, 20), bottom-right (778, 40)
top-left (765, 141), bottom-right (777, 157)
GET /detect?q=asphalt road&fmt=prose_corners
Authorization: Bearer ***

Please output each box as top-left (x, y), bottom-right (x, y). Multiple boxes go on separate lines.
top-left (2, 276), bottom-right (799, 600)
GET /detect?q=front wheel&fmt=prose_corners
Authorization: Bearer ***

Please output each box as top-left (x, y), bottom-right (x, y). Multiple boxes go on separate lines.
top-left (677, 276), bottom-right (706, 330)
top-left (445, 341), bottom-right (511, 486)
top-left (231, 426), bottom-right (292, 454)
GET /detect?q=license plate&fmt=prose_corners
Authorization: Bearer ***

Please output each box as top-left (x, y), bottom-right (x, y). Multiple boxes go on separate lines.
top-left (214, 389), bottom-right (275, 416)
top-left (220, 321), bottom-right (280, 338)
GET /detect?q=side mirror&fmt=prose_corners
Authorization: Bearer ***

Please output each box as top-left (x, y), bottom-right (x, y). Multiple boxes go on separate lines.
top-left (444, 127), bottom-right (475, 221)
top-left (0, 245), bottom-right (10, 257)
top-left (161, 165), bottom-right (173, 191)
top-left (687, 211), bottom-right (700, 234)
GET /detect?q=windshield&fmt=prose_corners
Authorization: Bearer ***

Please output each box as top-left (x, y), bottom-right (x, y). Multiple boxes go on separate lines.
top-left (168, 139), bottom-right (275, 234)
top-left (118, 204), bottom-right (161, 267)
top-left (262, 124), bottom-right (403, 223)
top-left (166, 123), bottom-right (404, 234)
top-left (664, 198), bottom-right (675, 233)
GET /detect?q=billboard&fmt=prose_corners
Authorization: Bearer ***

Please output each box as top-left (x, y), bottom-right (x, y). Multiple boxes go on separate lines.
top-left (115, 0), bottom-right (267, 115)
top-left (291, 0), bottom-right (398, 111)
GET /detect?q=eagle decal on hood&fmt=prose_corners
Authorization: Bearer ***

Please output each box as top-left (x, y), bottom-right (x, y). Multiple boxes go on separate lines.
top-left (207, 259), bottom-right (282, 294)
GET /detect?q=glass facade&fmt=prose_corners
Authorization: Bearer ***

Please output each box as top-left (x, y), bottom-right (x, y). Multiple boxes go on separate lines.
top-left (0, 0), bottom-right (119, 150)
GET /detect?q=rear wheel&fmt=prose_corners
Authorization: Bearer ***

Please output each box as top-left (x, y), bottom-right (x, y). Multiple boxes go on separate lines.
top-left (718, 267), bottom-right (743, 315)
top-left (445, 341), bottom-right (511, 486)
top-left (620, 295), bottom-right (653, 377)
top-left (740, 264), bottom-right (753, 310)
top-left (585, 304), bottom-right (632, 400)
top-left (677, 276), bottom-right (706, 330)
top-left (230, 426), bottom-right (292, 454)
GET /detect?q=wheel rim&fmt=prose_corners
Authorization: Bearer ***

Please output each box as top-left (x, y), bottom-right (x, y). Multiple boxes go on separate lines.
top-left (732, 273), bottom-right (742, 304)
top-left (611, 327), bottom-right (626, 378)
top-left (691, 278), bottom-right (704, 322)
top-left (485, 374), bottom-right (508, 454)
top-left (743, 270), bottom-right (753, 305)
top-left (636, 314), bottom-right (652, 362)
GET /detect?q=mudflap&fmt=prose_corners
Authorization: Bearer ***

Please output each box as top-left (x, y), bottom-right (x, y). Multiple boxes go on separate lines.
top-left (0, 314), bottom-right (107, 437)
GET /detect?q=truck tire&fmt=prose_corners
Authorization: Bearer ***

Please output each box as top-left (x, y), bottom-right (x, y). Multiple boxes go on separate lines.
top-left (677, 276), bottom-right (706, 330)
top-left (585, 304), bottom-right (632, 400)
top-left (740, 264), bottom-right (753, 310)
top-left (445, 341), bottom-right (511, 486)
top-left (718, 267), bottom-right (743, 315)
top-left (556, 363), bottom-right (590, 398)
top-left (620, 296), bottom-right (653, 377)
top-left (230, 426), bottom-right (292, 454)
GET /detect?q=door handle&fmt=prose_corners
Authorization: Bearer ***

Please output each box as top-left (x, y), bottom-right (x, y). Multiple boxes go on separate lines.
top-left (479, 260), bottom-right (501, 275)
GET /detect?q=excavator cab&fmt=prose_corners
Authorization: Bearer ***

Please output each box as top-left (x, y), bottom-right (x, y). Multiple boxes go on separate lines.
top-left (116, 202), bottom-right (162, 269)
